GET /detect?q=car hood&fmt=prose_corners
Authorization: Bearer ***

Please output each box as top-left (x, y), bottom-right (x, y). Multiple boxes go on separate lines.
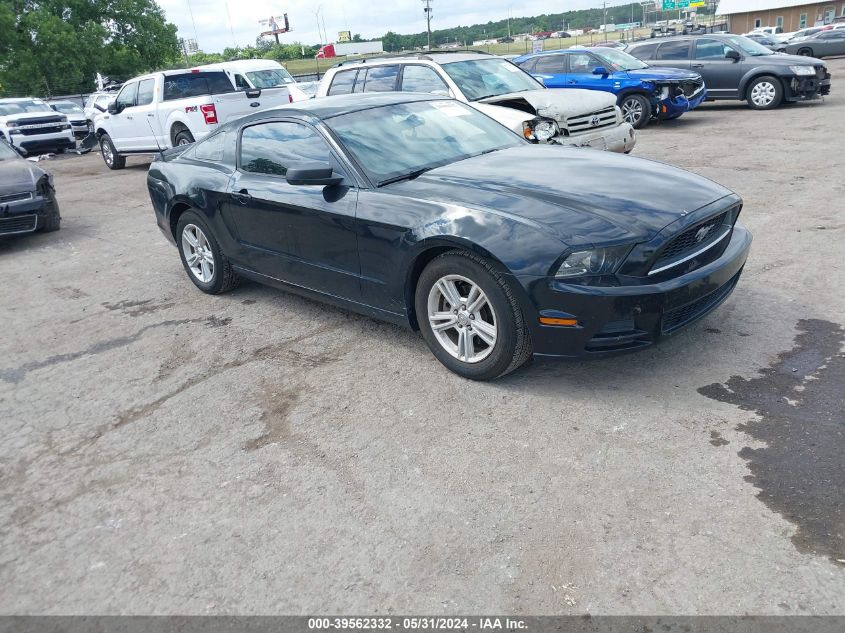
top-left (478, 88), bottom-right (617, 120)
top-left (0, 158), bottom-right (44, 195)
top-left (770, 51), bottom-right (825, 64)
top-left (0, 111), bottom-right (65, 123)
top-left (623, 67), bottom-right (702, 81)
top-left (387, 145), bottom-right (733, 245)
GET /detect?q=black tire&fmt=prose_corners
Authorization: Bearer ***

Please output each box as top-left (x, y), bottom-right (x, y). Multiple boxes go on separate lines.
top-left (415, 250), bottom-right (532, 380)
top-left (618, 93), bottom-right (651, 129)
top-left (797, 47), bottom-right (812, 57)
top-left (175, 210), bottom-right (239, 294)
top-left (746, 75), bottom-right (783, 110)
top-left (174, 129), bottom-right (195, 146)
top-left (99, 133), bottom-right (126, 170)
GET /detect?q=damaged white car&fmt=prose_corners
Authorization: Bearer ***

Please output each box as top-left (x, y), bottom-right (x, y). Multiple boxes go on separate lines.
top-left (316, 51), bottom-right (636, 154)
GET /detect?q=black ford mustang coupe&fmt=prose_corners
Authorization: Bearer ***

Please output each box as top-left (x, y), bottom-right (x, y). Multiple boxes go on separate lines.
top-left (0, 138), bottom-right (60, 236)
top-left (147, 93), bottom-right (751, 380)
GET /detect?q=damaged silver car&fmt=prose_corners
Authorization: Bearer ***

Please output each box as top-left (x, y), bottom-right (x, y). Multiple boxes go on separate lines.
top-left (316, 51), bottom-right (636, 154)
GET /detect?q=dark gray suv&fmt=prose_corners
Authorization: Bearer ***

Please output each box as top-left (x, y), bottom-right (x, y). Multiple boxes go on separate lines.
top-left (627, 34), bottom-right (831, 110)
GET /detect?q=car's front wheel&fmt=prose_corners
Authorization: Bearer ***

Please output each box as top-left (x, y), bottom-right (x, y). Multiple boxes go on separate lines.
top-left (618, 93), bottom-right (651, 129)
top-left (176, 211), bottom-right (239, 294)
top-left (415, 251), bottom-right (532, 380)
top-left (747, 75), bottom-right (783, 109)
top-left (99, 133), bottom-right (126, 170)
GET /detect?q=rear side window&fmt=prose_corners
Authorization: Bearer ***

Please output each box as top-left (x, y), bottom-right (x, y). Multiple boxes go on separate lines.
top-left (193, 131), bottom-right (227, 162)
top-left (240, 121), bottom-right (331, 176)
top-left (629, 42), bottom-right (659, 59)
top-left (656, 41), bottom-right (691, 60)
top-left (533, 55), bottom-right (566, 73)
top-left (163, 72), bottom-right (234, 101)
top-left (400, 65), bottom-right (449, 93)
top-left (328, 70), bottom-right (357, 95)
top-left (694, 39), bottom-right (733, 59)
top-left (136, 79), bottom-right (155, 106)
top-left (362, 65), bottom-right (399, 92)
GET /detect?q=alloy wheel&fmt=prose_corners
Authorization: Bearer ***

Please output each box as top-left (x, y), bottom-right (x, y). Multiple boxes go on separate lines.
top-left (101, 140), bottom-right (113, 165)
top-left (178, 137), bottom-right (192, 146)
top-left (621, 98), bottom-right (644, 126)
top-left (181, 224), bottom-right (215, 283)
top-left (427, 274), bottom-right (497, 363)
top-left (750, 81), bottom-right (776, 107)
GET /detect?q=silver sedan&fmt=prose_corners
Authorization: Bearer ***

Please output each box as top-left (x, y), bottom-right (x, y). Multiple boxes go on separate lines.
top-left (783, 29), bottom-right (845, 58)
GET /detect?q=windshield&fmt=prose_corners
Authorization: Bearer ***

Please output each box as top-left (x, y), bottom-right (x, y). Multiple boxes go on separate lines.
top-left (440, 58), bottom-right (543, 101)
top-left (724, 35), bottom-right (774, 56)
top-left (0, 100), bottom-right (54, 116)
top-left (591, 48), bottom-right (649, 71)
top-left (327, 99), bottom-right (523, 185)
top-left (51, 102), bottom-right (84, 114)
top-left (0, 140), bottom-right (19, 160)
top-left (245, 68), bottom-right (295, 87)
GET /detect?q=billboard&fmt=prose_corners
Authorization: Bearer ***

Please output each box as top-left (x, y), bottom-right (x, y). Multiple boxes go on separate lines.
top-left (338, 30), bottom-right (351, 42)
top-left (259, 13), bottom-right (290, 36)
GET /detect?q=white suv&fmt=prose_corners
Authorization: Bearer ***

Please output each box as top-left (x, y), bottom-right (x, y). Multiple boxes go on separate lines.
top-left (0, 98), bottom-right (75, 156)
top-left (316, 51), bottom-right (636, 153)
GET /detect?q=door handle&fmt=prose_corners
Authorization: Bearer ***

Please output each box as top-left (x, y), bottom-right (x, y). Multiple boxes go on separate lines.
top-left (568, 80), bottom-right (577, 84)
top-left (147, 113), bottom-right (155, 117)
top-left (125, 116), bottom-right (133, 120)
top-left (691, 64), bottom-right (704, 68)
top-left (232, 188), bottom-right (251, 205)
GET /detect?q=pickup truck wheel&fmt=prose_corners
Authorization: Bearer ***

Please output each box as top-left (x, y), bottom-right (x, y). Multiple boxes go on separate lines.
top-left (99, 133), bottom-right (126, 170)
top-left (619, 94), bottom-right (650, 129)
top-left (747, 76), bottom-right (783, 110)
top-left (176, 211), bottom-right (239, 294)
top-left (174, 130), bottom-right (195, 146)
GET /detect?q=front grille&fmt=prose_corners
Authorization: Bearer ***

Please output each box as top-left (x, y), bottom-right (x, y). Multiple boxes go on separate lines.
top-left (566, 106), bottom-right (617, 134)
top-left (651, 211), bottom-right (730, 274)
top-left (679, 79), bottom-right (703, 97)
top-left (19, 126), bottom-right (64, 136)
top-left (585, 319), bottom-right (651, 352)
top-left (13, 116), bottom-right (63, 126)
top-left (661, 272), bottom-right (741, 334)
top-left (0, 214), bottom-right (38, 235)
top-left (0, 191), bottom-right (33, 204)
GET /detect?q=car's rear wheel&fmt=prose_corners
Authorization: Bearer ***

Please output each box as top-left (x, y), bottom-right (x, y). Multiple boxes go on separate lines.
top-left (797, 47), bottom-right (813, 56)
top-left (174, 130), bottom-right (195, 146)
top-left (99, 133), bottom-right (125, 170)
top-left (747, 75), bottom-right (783, 109)
top-left (176, 211), bottom-right (239, 294)
top-left (619, 93), bottom-right (651, 129)
top-left (415, 251), bottom-right (532, 380)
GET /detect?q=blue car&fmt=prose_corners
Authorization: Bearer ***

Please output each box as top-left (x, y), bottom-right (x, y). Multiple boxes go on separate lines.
top-left (513, 47), bottom-right (707, 129)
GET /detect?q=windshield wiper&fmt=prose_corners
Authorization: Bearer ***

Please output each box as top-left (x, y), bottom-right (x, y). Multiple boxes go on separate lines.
top-left (377, 167), bottom-right (434, 187)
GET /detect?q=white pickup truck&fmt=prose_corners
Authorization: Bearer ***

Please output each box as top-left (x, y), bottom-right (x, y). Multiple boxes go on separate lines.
top-left (93, 68), bottom-right (291, 170)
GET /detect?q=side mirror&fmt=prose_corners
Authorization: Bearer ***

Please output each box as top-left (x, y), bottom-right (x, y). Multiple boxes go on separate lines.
top-left (245, 88), bottom-right (262, 99)
top-left (285, 162), bottom-right (343, 186)
top-left (107, 101), bottom-right (120, 114)
top-left (725, 49), bottom-right (741, 61)
top-left (592, 66), bottom-right (609, 76)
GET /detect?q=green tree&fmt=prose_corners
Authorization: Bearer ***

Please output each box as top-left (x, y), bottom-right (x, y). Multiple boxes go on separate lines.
top-left (0, 0), bottom-right (179, 97)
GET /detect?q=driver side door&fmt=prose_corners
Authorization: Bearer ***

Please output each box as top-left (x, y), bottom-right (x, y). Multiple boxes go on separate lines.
top-left (562, 52), bottom-right (608, 91)
top-left (224, 119), bottom-right (361, 301)
top-left (106, 82), bottom-right (138, 151)
top-left (691, 39), bottom-right (743, 98)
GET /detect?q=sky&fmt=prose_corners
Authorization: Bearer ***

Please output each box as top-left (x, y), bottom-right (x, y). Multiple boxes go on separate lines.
top-left (157, 0), bottom-right (630, 54)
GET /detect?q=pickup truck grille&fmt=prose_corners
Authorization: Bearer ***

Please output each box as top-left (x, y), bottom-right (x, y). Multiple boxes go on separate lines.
top-left (566, 106), bottom-right (618, 135)
top-left (11, 116), bottom-right (66, 136)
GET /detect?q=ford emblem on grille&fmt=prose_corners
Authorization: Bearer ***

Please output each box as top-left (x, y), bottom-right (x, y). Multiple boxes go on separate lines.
top-left (589, 115), bottom-right (601, 127)
top-left (695, 225), bottom-right (712, 243)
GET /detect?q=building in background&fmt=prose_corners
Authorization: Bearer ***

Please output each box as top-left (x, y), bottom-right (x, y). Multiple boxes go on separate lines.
top-left (717, 0), bottom-right (845, 33)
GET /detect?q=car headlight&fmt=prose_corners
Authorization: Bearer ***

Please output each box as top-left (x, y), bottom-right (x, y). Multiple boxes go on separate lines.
top-left (789, 65), bottom-right (816, 76)
top-left (522, 118), bottom-right (558, 142)
top-left (555, 245), bottom-right (632, 279)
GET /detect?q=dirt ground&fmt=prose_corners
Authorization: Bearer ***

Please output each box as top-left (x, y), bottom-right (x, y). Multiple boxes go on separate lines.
top-left (1, 59), bottom-right (844, 615)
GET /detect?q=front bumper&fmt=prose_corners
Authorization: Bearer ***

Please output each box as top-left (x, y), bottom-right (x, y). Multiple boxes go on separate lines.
top-left (0, 191), bottom-right (59, 236)
top-left (518, 223), bottom-right (752, 358)
top-left (658, 87), bottom-right (707, 119)
top-left (785, 74), bottom-right (831, 101)
top-left (8, 130), bottom-right (75, 155)
top-left (555, 122), bottom-right (637, 154)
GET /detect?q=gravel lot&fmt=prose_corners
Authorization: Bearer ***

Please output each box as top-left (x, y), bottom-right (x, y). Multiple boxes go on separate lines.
top-left (2, 59), bottom-right (844, 615)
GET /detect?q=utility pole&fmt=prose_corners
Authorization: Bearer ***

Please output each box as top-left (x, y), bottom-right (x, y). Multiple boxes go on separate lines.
top-left (603, 1), bottom-right (608, 41)
top-left (422, 0), bottom-right (433, 50)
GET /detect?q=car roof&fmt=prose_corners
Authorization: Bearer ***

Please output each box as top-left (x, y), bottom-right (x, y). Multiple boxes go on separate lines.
top-left (332, 50), bottom-right (495, 69)
top-left (256, 92), bottom-right (444, 121)
top-left (0, 97), bottom-right (44, 103)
